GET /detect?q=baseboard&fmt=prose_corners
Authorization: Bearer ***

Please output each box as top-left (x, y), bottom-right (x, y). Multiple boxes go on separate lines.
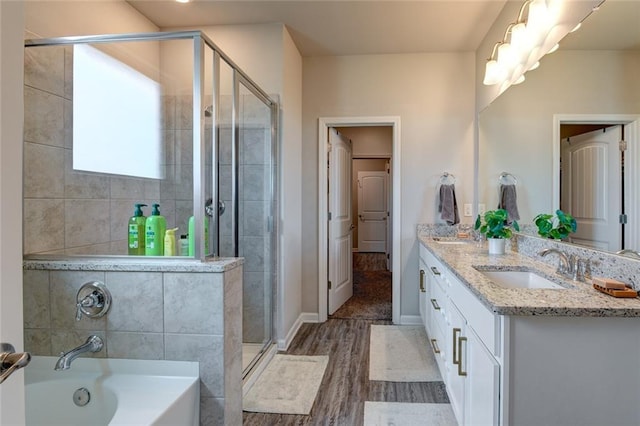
top-left (277, 312), bottom-right (320, 351)
top-left (399, 314), bottom-right (422, 325)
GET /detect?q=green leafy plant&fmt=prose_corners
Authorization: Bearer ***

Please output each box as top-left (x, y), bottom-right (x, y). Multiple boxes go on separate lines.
top-left (474, 209), bottom-right (520, 239)
top-left (533, 209), bottom-right (577, 240)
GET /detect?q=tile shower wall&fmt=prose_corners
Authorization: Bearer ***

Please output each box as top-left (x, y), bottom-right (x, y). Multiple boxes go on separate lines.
top-left (23, 262), bottom-right (243, 426)
top-left (23, 44), bottom-right (186, 256)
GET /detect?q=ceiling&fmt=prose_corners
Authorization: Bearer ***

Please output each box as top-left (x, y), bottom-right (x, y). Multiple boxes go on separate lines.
top-left (126, 0), bottom-right (508, 56)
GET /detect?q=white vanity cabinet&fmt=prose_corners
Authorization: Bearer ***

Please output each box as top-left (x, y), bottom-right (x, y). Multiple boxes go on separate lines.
top-left (419, 240), bottom-right (640, 426)
top-left (420, 243), bottom-right (500, 426)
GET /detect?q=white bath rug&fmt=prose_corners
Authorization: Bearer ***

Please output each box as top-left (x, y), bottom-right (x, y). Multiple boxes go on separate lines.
top-left (363, 401), bottom-right (457, 426)
top-left (243, 354), bottom-right (329, 415)
top-left (369, 325), bottom-right (442, 382)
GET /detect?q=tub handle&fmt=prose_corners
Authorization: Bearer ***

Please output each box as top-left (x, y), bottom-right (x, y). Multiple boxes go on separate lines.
top-left (0, 343), bottom-right (31, 384)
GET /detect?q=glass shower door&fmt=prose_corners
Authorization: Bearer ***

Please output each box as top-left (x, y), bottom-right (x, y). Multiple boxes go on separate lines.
top-left (218, 71), bottom-right (276, 376)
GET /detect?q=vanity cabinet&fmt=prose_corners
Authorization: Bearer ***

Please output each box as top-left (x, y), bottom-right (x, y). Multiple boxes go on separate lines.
top-left (420, 244), bottom-right (499, 426)
top-left (419, 240), bottom-right (640, 426)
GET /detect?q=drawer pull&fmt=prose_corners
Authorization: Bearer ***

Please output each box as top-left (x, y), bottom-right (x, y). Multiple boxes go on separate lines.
top-left (457, 336), bottom-right (468, 377)
top-left (419, 269), bottom-right (426, 292)
top-left (452, 327), bottom-right (461, 365)
top-left (430, 266), bottom-right (441, 276)
top-left (430, 299), bottom-right (441, 310)
top-left (430, 338), bottom-right (441, 354)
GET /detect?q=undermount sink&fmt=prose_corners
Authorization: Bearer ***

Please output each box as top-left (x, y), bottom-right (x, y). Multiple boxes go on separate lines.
top-left (477, 269), bottom-right (567, 290)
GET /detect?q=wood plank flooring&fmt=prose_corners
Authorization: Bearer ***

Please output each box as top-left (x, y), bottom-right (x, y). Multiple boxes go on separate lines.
top-left (242, 319), bottom-right (449, 425)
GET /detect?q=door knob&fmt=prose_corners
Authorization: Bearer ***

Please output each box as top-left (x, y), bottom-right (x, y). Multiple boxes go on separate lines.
top-left (0, 343), bottom-right (31, 384)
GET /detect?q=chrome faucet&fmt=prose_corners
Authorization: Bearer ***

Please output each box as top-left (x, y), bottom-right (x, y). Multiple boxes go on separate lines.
top-left (539, 248), bottom-right (571, 276)
top-left (54, 335), bottom-right (103, 371)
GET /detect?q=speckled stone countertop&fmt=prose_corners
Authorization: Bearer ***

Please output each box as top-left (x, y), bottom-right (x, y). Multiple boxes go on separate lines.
top-left (418, 235), bottom-right (640, 317)
top-left (23, 256), bottom-right (243, 273)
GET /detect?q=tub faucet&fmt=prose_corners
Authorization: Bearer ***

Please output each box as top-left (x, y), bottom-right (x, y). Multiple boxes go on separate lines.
top-left (54, 335), bottom-right (103, 371)
top-left (539, 248), bottom-right (571, 277)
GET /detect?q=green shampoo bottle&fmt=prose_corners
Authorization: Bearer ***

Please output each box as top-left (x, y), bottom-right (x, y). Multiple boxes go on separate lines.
top-left (145, 203), bottom-right (166, 256)
top-left (128, 203), bottom-right (147, 255)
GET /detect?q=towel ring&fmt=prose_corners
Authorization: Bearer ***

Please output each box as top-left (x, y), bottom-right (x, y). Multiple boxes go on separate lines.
top-left (499, 172), bottom-right (517, 185)
top-left (439, 172), bottom-right (456, 185)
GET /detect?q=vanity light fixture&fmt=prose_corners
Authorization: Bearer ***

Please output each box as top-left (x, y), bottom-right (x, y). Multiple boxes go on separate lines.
top-left (483, 0), bottom-right (564, 87)
top-left (176, 0), bottom-right (191, 3)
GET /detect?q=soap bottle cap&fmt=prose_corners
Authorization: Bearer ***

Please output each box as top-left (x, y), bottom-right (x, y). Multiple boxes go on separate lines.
top-left (133, 203), bottom-right (147, 217)
top-left (151, 203), bottom-right (160, 216)
top-left (166, 227), bottom-right (178, 236)
top-left (180, 234), bottom-right (188, 239)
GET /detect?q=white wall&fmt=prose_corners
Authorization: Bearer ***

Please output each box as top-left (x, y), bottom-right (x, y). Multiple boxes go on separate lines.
top-left (338, 126), bottom-right (393, 157)
top-left (0, 2), bottom-right (26, 422)
top-left (302, 53), bottom-right (476, 317)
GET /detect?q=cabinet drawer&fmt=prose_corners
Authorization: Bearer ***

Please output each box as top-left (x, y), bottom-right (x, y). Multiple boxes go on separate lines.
top-left (428, 318), bottom-right (446, 376)
top-left (449, 274), bottom-right (500, 356)
top-left (430, 276), bottom-right (447, 334)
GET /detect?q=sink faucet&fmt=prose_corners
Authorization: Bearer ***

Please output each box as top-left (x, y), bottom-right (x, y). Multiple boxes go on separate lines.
top-left (539, 248), bottom-right (571, 277)
top-left (54, 335), bottom-right (103, 371)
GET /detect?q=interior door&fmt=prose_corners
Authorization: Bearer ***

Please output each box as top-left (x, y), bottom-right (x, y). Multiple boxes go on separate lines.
top-left (561, 126), bottom-right (621, 250)
top-left (328, 128), bottom-right (353, 315)
top-left (357, 171), bottom-right (388, 253)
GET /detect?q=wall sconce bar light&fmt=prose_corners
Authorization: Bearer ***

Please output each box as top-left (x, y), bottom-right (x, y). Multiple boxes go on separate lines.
top-left (483, 0), bottom-right (566, 86)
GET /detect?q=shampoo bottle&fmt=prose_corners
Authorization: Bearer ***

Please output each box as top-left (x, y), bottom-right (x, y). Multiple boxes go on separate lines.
top-left (179, 234), bottom-right (189, 256)
top-left (164, 228), bottom-right (178, 256)
top-left (188, 216), bottom-right (210, 256)
top-left (145, 203), bottom-right (166, 256)
top-left (128, 203), bottom-right (147, 255)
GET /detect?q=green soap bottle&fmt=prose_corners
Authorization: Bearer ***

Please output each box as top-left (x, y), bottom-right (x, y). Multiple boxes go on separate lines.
top-left (145, 203), bottom-right (166, 256)
top-left (188, 215), bottom-right (210, 256)
top-left (128, 203), bottom-right (147, 255)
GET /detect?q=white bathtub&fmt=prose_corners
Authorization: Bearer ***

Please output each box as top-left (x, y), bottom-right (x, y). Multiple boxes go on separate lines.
top-left (25, 356), bottom-right (200, 426)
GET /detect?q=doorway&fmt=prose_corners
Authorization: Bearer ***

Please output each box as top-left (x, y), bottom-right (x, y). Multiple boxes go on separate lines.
top-left (553, 114), bottom-right (640, 252)
top-left (318, 117), bottom-right (401, 324)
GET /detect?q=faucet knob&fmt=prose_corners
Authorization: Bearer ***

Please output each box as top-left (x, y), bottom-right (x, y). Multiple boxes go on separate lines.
top-left (75, 281), bottom-right (111, 322)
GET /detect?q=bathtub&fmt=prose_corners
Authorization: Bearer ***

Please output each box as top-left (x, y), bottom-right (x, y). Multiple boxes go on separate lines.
top-left (25, 356), bottom-right (199, 426)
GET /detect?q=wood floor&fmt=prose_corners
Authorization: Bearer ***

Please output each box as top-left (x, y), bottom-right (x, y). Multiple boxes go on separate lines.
top-left (242, 319), bottom-right (450, 425)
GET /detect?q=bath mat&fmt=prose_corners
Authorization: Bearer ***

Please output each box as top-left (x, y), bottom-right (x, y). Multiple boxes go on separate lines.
top-left (363, 401), bottom-right (457, 426)
top-left (369, 325), bottom-right (441, 382)
top-left (243, 354), bottom-right (329, 415)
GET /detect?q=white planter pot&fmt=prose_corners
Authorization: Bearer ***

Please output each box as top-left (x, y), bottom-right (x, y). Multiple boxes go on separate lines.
top-left (488, 238), bottom-right (506, 255)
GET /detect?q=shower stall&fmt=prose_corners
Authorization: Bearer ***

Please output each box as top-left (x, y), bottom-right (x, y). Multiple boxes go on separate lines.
top-left (23, 31), bottom-right (277, 376)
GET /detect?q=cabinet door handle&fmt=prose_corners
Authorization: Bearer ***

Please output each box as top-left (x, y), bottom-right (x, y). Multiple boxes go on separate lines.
top-left (430, 338), bottom-right (441, 354)
top-left (430, 266), bottom-right (441, 276)
top-left (430, 299), bottom-right (441, 310)
top-left (457, 336), bottom-right (468, 377)
top-left (452, 327), bottom-right (461, 365)
top-left (419, 269), bottom-right (425, 292)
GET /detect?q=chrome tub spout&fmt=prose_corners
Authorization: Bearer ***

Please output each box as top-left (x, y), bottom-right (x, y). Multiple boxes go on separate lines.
top-left (54, 335), bottom-right (103, 371)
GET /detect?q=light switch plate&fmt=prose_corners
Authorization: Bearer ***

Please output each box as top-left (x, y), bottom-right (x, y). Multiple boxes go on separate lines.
top-left (463, 204), bottom-right (472, 217)
top-left (478, 204), bottom-right (486, 215)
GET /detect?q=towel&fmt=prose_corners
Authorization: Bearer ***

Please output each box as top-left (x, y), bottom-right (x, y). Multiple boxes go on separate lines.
top-left (438, 184), bottom-right (459, 225)
top-left (498, 184), bottom-right (520, 224)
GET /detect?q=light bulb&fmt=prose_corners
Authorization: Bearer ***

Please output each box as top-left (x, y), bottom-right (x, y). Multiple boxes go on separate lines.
top-left (483, 60), bottom-right (505, 85)
top-left (528, 61), bottom-right (540, 71)
top-left (513, 74), bottom-right (526, 85)
top-left (547, 43), bottom-right (560, 54)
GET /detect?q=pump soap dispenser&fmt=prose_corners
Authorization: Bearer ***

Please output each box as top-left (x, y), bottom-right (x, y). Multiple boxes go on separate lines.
top-left (145, 203), bottom-right (166, 256)
top-left (128, 203), bottom-right (147, 255)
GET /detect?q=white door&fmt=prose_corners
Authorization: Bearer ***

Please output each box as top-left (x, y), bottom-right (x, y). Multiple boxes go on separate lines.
top-left (328, 128), bottom-right (353, 315)
top-left (1, 1), bottom-right (26, 423)
top-left (561, 126), bottom-right (621, 250)
top-left (357, 171), bottom-right (388, 252)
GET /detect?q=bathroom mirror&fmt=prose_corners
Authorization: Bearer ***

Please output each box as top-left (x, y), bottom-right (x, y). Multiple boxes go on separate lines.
top-left (478, 0), bottom-right (640, 254)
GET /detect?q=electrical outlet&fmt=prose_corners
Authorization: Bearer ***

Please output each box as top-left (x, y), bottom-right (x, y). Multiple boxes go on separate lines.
top-left (463, 204), bottom-right (472, 217)
top-left (478, 204), bottom-right (486, 215)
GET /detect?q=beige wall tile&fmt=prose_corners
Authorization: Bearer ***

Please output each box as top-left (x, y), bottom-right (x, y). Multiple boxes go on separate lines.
top-left (164, 272), bottom-right (223, 335)
top-left (64, 199), bottom-right (110, 247)
top-left (23, 270), bottom-right (50, 329)
top-left (50, 270), bottom-right (107, 330)
top-left (24, 329), bottom-right (52, 356)
top-left (106, 271), bottom-right (163, 332)
top-left (106, 331), bottom-right (164, 359)
top-left (24, 45), bottom-right (65, 97)
top-left (23, 198), bottom-right (65, 254)
top-left (64, 149), bottom-right (110, 199)
top-left (24, 142), bottom-right (64, 199)
top-left (24, 86), bottom-right (65, 147)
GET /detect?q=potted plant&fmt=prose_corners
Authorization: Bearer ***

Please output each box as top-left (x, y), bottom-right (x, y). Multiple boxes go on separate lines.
top-left (534, 209), bottom-right (577, 240)
top-left (474, 209), bottom-right (519, 254)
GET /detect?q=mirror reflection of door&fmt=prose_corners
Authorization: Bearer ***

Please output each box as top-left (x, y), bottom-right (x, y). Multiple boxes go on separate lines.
top-left (357, 171), bottom-right (388, 253)
top-left (560, 125), bottom-right (622, 250)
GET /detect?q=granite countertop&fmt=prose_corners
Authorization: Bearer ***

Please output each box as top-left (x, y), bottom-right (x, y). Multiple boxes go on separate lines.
top-left (419, 235), bottom-right (640, 317)
top-left (23, 255), bottom-right (243, 273)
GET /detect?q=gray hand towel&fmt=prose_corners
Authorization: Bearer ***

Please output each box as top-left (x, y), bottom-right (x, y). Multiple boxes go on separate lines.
top-left (439, 184), bottom-right (459, 225)
top-left (498, 184), bottom-right (520, 224)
